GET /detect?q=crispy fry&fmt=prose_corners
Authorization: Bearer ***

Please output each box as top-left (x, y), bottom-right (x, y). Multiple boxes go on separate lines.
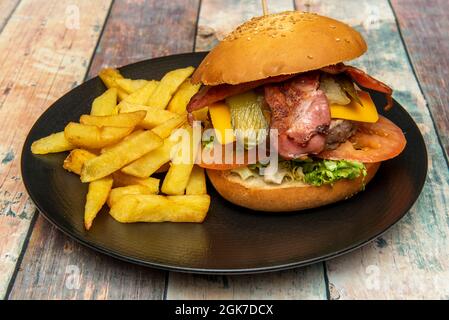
top-left (90, 87), bottom-right (118, 116)
top-left (121, 80), bottom-right (159, 105)
top-left (186, 166), bottom-right (207, 195)
top-left (31, 131), bottom-right (75, 154)
top-left (98, 68), bottom-right (128, 101)
top-left (84, 175), bottom-right (113, 230)
top-left (112, 172), bottom-right (160, 192)
top-left (147, 67), bottom-right (195, 109)
top-left (121, 137), bottom-right (178, 178)
top-left (81, 130), bottom-right (163, 182)
top-left (116, 78), bottom-right (149, 94)
top-left (64, 122), bottom-right (133, 149)
top-left (80, 110), bottom-right (146, 128)
top-left (109, 194), bottom-right (210, 223)
top-left (151, 114), bottom-right (187, 139)
top-left (161, 126), bottom-right (200, 195)
top-left (118, 101), bottom-right (177, 129)
top-left (107, 184), bottom-right (157, 207)
top-left (167, 78), bottom-right (201, 114)
top-left (63, 149), bottom-right (96, 175)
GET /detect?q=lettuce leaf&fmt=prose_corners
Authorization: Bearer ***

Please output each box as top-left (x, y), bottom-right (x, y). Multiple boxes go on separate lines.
top-left (302, 160), bottom-right (367, 186)
top-left (238, 159), bottom-right (366, 186)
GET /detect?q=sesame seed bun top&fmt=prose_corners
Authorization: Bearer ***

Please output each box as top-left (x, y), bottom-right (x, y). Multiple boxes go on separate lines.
top-left (191, 11), bottom-right (367, 85)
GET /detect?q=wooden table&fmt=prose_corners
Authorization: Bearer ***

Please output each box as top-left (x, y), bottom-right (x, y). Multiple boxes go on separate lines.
top-left (1, 0), bottom-right (448, 300)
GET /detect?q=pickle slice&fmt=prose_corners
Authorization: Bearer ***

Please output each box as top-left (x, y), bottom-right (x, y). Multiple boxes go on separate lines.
top-left (226, 91), bottom-right (268, 148)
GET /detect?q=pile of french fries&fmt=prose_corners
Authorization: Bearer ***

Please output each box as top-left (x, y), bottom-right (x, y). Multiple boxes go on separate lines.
top-left (31, 66), bottom-right (211, 230)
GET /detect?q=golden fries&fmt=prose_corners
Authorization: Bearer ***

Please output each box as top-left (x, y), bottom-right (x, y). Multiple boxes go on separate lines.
top-left (118, 101), bottom-right (177, 129)
top-left (31, 131), bottom-right (75, 154)
top-left (90, 87), bottom-right (118, 116)
top-left (63, 149), bottom-right (96, 175)
top-left (161, 126), bottom-right (200, 195)
top-left (167, 79), bottom-right (200, 114)
top-left (186, 166), bottom-right (207, 195)
top-left (112, 172), bottom-right (160, 192)
top-left (81, 130), bottom-right (162, 182)
top-left (116, 78), bottom-right (149, 94)
top-left (121, 80), bottom-right (159, 105)
top-left (147, 67), bottom-right (194, 109)
top-left (107, 184), bottom-right (157, 207)
top-left (109, 194), bottom-right (210, 223)
top-left (32, 65), bottom-right (212, 230)
top-left (64, 122), bottom-right (133, 149)
top-left (121, 137), bottom-right (178, 178)
top-left (80, 110), bottom-right (146, 128)
top-left (151, 114), bottom-right (187, 139)
top-left (98, 68), bottom-right (128, 101)
top-left (84, 176), bottom-right (113, 230)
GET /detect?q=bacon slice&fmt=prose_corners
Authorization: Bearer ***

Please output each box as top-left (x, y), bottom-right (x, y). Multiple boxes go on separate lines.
top-left (321, 63), bottom-right (393, 110)
top-left (264, 73), bottom-right (331, 159)
top-left (186, 74), bottom-right (295, 113)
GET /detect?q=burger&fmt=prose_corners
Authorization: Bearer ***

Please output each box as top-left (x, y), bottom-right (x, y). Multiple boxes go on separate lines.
top-left (186, 11), bottom-right (406, 212)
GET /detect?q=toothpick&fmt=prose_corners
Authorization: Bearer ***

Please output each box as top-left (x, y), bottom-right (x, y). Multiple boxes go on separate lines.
top-left (262, 0), bottom-right (268, 15)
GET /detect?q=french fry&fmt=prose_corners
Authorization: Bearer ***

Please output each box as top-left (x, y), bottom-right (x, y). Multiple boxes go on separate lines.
top-left (109, 194), bottom-right (210, 223)
top-left (63, 149), bottom-right (97, 175)
top-left (98, 68), bottom-right (128, 101)
top-left (107, 185), bottom-right (157, 208)
top-left (99, 129), bottom-right (144, 154)
top-left (118, 101), bottom-right (177, 129)
top-left (161, 126), bottom-right (200, 195)
top-left (31, 131), bottom-right (75, 154)
top-left (151, 114), bottom-right (187, 139)
top-left (121, 80), bottom-right (159, 105)
top-left (90, 87), bottom-right (118, 116)
top-left (81, 130), bottom-right (163, 182)
top-left (121, 137), bottom-right (178, 178)
top-left (167, 79), bottom-right (200, 114)
top-left (80, 110), bottom-right (146, 128)
top-left (116, 78), bottom-right (149, 94)
top-left (112, 172), bottom-right (160, 192)
top-left (64, 122), bottom-right (133, 149)
top-left (186, 166), bottom-right (207, 195)
top-left (147, 67), bottom-right (195, 109)
top-left (84, 175), bottom-right (113, 230)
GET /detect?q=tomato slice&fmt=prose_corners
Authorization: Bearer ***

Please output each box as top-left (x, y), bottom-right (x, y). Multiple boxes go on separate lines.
top-left (197, 143), bottom-right (268, 170)
top-left (318, 115), bottom-right (406, 163)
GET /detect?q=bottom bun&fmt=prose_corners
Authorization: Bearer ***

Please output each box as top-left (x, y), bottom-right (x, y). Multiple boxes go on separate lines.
top-left (206, 162), bottom-right (380, 212)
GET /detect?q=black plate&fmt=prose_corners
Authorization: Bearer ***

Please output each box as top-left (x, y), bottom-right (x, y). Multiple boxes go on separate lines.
top-left (21, 52), bottom-right (427, 274)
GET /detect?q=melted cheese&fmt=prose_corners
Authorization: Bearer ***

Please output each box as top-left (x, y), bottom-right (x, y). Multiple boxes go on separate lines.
top-left (330, 90), bottom-right (379, 123)
top-left (208, 102), bottom-right (235, 144)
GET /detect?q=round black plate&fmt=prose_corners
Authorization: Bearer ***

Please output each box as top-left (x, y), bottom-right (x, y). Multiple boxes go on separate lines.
top-left (21, 52), bottom-right (427, 274)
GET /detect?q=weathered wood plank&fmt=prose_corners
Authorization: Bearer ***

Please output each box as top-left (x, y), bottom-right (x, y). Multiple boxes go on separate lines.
top-left (9, 0), bottom-right (200, 300)
top-left (390, 0), bottom-right (449, 160)
top-left (297, 0), bottom-right (449, 299)
top-left (9, 215), bottom-right (166, 299)
top-left (166, 0), bottom-right (327, 300)
top-left (0, 0), bottom-right (112, 299)
top-left (89, 0), bottom-right (200, 77)
top-left (0, 0), bottom-right (20, 32)
top-left (167, 266), bottom-right (326, 300)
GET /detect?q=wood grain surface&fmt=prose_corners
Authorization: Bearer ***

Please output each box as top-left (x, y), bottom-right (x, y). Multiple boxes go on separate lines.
top-left (0, 0), bottom-right (20, 31)
top-left (0, 0), bottom-right (112, 299)
top-left (391, 0), bottom-right (449, 161)
top-left (298, 0), bottom-right (449, 299)
top-left (165, 0), bottom-right (328, 300)
top-left (8, 0), bottom-right (200, 300)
